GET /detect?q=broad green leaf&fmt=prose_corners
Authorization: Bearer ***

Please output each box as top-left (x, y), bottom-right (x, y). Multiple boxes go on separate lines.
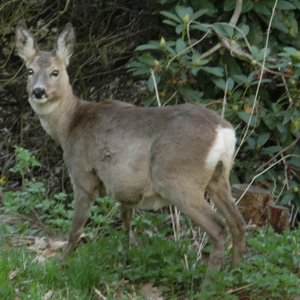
top-left (138, 54), bottom-right (155, 65)
top-left (165, 45), bottom-right (176, 56)
top-left (200, 66), bottom-right (224, 77)
top-left (178, 86), bottom-right (203, 102)
top-left (136, 43), bottom-right (160, 51)
top-left (175, 6), bottom-right (193, 21)
top-left (253, 3), bottom-right (271, 15)
top-left (257, 133), bottom-right (270, 147)
top-left (277, 123), bottom-right (286, 134)
top-left (235, 24), bottom-right (250, 39)
top-left (190, 24), bottom-right (210, 32)
top-left (175, 24), bottom-right (186, 34)
top-left (237, 111), bottom-right (257, 126)
top-left (191, 9), bottom-right (208, 21)
top-left (162, 19), bottom-right (177, 27)
top-left (227, 77), bottom-right (234, 91)
top-left (224, 0), bottom-right (236, 11)
top-left (280, 192), bottom-right (294, 205)
top-left (212, 77), bottom-right (226, 90)
top-left (147, 74), bottom-right (160, 92)
top-left (215, 24), bottom-right (234, 37)
top-left (160, 11), bottom-right (181, 23)
top-left (288, 158), bottom-right (300, 167)
top-left (247, 137), bottom-right (256, 150)
top-left (176, 39), bottom-right (186, 54)
top-left (277, 1), bottom-right (296, 10)
top-left (232, 74), bottom-right (249, 84)
top-left (292, 0), bottom-right (300, 9)
top-left (261, 146), bottom-right (283, 154)
top-left (272, 19), bottom-right (289, 33)
top-left (242, 0), bottom-right (254, 13)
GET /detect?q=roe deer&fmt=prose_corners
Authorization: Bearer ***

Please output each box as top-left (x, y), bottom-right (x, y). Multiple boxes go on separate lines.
top-left (15, 22), bottom-right (246, 281)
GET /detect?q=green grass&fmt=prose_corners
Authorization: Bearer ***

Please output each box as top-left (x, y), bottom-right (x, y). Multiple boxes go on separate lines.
top-left (2, 148), bottom-right (300, 298)
top-left (1, 219), bottom-right (300, 300)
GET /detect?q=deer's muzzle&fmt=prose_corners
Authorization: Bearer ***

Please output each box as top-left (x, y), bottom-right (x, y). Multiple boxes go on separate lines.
top-left (33, 87), bottom-right (47, 99)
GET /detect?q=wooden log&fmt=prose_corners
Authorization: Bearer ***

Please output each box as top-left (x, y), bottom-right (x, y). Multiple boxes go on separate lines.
top-left (232, 184), bottom-right (290, 232)
top-left (268, 204), bottom-right (290, 232)
top-left (232, 184), bottom-right (272, 226)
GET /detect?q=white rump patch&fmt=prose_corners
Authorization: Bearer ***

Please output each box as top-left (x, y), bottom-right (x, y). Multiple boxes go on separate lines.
top-left (205, 126), bottom-right (236, 170)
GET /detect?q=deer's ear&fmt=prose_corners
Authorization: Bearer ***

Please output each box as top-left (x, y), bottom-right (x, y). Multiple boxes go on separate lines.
top-left (56, 23), bottom-right (75, 66)
top-left (15, 21), bottom-right (38, 62)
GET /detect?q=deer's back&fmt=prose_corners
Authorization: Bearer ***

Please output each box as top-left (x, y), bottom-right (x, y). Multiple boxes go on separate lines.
top-left (63, 100), bottom-right (233, 205)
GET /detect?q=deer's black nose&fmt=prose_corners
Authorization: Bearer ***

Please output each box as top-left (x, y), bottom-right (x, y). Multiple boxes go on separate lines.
top-left (33, 87), bottom-right (46, 99)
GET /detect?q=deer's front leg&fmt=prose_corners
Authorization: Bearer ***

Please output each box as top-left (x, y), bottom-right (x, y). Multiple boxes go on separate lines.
top-left (63, 184), bottom-right (97, 260)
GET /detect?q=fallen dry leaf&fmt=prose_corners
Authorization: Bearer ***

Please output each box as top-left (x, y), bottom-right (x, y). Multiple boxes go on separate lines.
top-left (49, 239), bottom-right (67, 251)
top-left (42, 290), bottom-right (53, 300)
top-left (33, 248), bottom-right (59, 264)
top-left (9, 268), bottom-right (20, 280)
top-left (140, 282), bottom-right (164, 300)
top-left (27, 237), bottom-right (47, 251)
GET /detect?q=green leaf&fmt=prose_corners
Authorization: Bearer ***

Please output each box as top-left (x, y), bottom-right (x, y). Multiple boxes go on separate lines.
top-left (277, 1), bottom-right (296, 10)
top-left (253, 3), bottom-right (271, 15)
top-left (247, 137), bottom-right (256, 150)
top-left (135, 43), bottom-right (161, 51)
top-left (200, 66), bottom-right (224, 77)
top-left (215, 24), bottom-right (234, 37)
top-left (288, 158), bottom-right (300, 167)
top-left (212, 78), bottom-right (226, 90)
top-left (261, 146), bottom-right (282, 154)
top-left (237, 111), bottom-right (257, 126)
top-left (224, 0), bottom-right (236, 11)
top-left (175, 6), bottom-right (193, 21)
top-left (147, 74), bottom-right (160, 92)
top-left (242, 0), bottom-right (254, 13)
top-left (283, 107), bottom-right (295, 125)
top-left (176, 39), bottom-right (186, 54)
top-left (292, 0), bottom-right (300, 9)
top-left (178, 86), bottom-right (203, 102)
top-left (272, 19), bottom-right (289, 33)
top-left (190, 24), bottom-right (210, 32)
top-left (160, 11), bottom-right (181, 23)
top-left (257, 133), bottom-right (270, 147)
top-left (191, 9), bottom-right (208, 21)
top-left (227, 77), bottom-right (234, 91)
top-left (162, 19), bottom-right (177, 27)
top-left (138, 54), bottom-right (155, 65)
top-left (280, 192), bottom-right (294, 205)
top-left (175, 24), bottom-right (186, 35)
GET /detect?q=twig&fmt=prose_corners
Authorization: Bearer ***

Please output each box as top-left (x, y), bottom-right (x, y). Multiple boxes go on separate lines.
top-left (236, 154), bottom-right (300, 205)
top-left (256, 136), bottom-right (300, 172)
top-left (150, 69), bottom-right (161, 107)
top-left (227, 283), bottom-right (254, 294)
top-left (38, 0), bottom-right (71, 34)
top-left (167, 28), bottom-right (211, 69)
top-left (200, 0), bottom-right (243, 59)
top-left (234, 0), bottom-right (278, 160)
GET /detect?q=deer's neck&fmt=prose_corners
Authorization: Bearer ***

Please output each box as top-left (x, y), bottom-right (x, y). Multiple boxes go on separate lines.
top-left (36, 93), bottom-right (79, 146)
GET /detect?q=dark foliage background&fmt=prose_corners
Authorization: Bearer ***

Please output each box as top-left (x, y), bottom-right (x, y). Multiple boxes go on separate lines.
top-left (0, 0), bottom-right (300, 222)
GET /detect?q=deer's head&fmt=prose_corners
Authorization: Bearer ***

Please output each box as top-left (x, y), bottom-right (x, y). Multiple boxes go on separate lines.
top-left (15, 22), bottom-right (75, 115)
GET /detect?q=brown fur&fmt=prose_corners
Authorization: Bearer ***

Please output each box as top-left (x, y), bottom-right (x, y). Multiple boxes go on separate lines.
top-left (15, 21), bottom-right (246, 282)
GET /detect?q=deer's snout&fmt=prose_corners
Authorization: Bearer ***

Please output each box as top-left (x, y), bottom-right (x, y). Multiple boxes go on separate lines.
top-left (33, 87), bottom-right (47, 99)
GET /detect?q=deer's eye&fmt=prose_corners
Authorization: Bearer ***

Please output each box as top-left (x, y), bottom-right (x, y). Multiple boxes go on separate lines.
top-left (28, 68), bottom-right (34, 76)
top-left (51, 70), bottom-right (59, 77)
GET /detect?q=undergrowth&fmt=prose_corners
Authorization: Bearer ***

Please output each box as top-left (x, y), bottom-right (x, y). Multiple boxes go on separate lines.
top-left (1, 147), bottom-right (300, 299)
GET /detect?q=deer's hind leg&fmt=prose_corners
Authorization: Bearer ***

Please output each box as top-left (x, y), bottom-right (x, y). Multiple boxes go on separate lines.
top-left (207, 164), bottom-right (246, 269)
top-left (155, 181), bottom-right (229, 279)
